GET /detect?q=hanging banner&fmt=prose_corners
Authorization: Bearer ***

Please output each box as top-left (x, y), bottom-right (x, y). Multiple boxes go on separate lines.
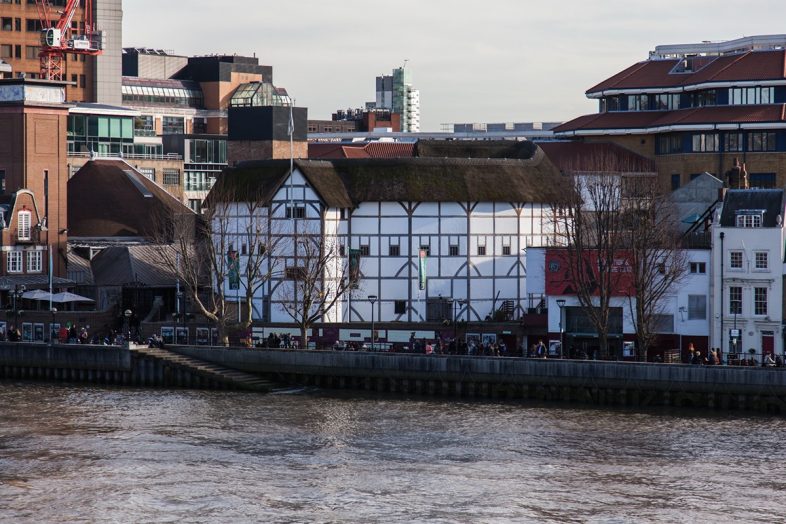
top-left (349, 248), bottom-right (361, 285)
top-left (418, 249), bottom-right (427, 290)
top-left (227, 250), bottom-right (240, 290)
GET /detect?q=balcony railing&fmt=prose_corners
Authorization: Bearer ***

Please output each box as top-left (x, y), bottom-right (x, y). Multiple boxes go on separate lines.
top-left (68, 152), bottom-right (183, 161)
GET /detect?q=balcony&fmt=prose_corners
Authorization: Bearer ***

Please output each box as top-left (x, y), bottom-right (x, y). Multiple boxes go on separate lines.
top-left (68, 152), bottom-right (183, 161)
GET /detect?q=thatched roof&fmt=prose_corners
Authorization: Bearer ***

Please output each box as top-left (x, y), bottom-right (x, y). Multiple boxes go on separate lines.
top-left (210, 146), bottom-right (566, 207)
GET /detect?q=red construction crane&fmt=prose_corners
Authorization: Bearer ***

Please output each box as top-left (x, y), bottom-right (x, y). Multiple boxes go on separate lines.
top-left (35, 0), bottom-right (103, 81)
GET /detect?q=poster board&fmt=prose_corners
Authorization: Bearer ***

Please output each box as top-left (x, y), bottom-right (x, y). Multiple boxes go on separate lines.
top-left (196, 327), bottom-right (210, 345)
top-left (175, 327), bottom-right (189, 345)
top-left (161, 326), bottom-right (174, 344)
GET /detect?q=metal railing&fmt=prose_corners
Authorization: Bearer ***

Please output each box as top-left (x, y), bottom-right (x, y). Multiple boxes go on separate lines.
top-left (68, 152), bottom-right (183, 161)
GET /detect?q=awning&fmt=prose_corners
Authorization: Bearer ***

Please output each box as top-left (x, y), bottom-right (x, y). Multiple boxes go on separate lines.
top-left (50, 291), bottom-right (95, 303)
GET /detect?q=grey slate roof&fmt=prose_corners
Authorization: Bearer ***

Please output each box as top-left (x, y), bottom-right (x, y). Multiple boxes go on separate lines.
top-left (719, 189), bottom-right (785, 228)
top-left (91, 245), bottom-right (180, 287)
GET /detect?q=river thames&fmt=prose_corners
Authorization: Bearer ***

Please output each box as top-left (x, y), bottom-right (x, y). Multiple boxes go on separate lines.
top-left (1, 382), bottom-right (784, 523)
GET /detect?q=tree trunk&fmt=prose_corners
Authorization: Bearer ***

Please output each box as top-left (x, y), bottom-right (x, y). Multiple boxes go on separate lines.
top-left (300, 325), bottom-right (308, 350)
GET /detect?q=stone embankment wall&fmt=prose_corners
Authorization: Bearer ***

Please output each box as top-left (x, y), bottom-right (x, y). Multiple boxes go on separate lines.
top-left (173, 347), bottom-right (786, 413)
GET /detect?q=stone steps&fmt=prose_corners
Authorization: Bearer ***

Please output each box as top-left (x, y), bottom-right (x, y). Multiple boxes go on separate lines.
top-left (132, 346), bottom-right (274, 392)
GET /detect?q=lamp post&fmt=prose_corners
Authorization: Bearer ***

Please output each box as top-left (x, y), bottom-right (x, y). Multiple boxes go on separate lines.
top-left (50, 307), bottom-right (57, 344)
top-left (368, 294), bottom-right (377, 351)
top-left (124, 309), bottom-right (132, 347)
top-left (556, 299), bottom-right (566, 359)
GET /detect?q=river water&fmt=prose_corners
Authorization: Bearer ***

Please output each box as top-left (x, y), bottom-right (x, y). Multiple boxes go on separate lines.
top-left (1, 382), bottom-right (784, 523)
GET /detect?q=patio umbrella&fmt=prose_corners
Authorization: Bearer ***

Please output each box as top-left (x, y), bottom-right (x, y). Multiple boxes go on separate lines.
top-left (50, 291), bottom-right (95, 303)
top-left (21, 289), bottom-right (53, 301)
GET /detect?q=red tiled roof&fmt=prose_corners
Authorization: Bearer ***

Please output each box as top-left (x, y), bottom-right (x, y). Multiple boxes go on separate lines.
top-left (308, 142), bottom-right (415, 159)
top-left (554, 104), bottom-right (786, 134)
top-left (537, 142), bottom-right (657, 173)
top-left (588, 50), bottom-right (786, 94)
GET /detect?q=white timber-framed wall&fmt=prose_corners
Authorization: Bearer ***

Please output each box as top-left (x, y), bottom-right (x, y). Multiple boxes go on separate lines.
top-left (217, 166), bottom-right (557, 326)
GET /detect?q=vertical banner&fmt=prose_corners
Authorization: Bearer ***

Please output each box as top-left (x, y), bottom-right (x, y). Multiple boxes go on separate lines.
top-left (418, 249), bottom-right (427, 291)
top-left (349, 248), bottom-right (361, 285)
top-left (227, 250), bottom-right (239, 290)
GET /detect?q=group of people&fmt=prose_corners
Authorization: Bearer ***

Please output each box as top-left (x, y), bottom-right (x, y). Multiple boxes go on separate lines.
top-left (256, 332), bottom-right (298, 349)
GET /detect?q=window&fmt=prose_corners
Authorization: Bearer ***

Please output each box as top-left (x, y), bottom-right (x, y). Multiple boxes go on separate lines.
top-left (729, 287), bottom-right (742, 314)
top-left (7, 251), bottom-right (21, 273)
top-left (25, 45), bottom-right (39, 59)
top-left (258, 244), bottom-right (266, 256)
top-left (359, 244), bottom-right (370, 257)
top-left (689, 262), bottom-right (706, 274)
top-left (477, 246), bottom-right (486, 256)
top-left (729, 86), bottom-right (775, 105)
top-left (657, 135), bottom-right (683, 155)
top-left (285, 206), bottom-right (305, 219)
top-left (134, 115), bottom-right (155, 137)
top-left (163, 169), bottom-right (180, 185)
top-left (729, 251), bottom-right (743, 269)
top-left (627, 94), bottom-right (649, 111)
top-left (394, 300), bottom-right (406, 315)
top-left (671, 173), bottom-right (681, 190)
top-left (755, 251), bottom-right (768, 270)
top-left (724, 132), bottom-right (744, 152)
top-left (0, 45), bottom-right (11, 58)
top-left (735, 212), bottom-right (763, 228)
top-left (1, 18), bottom-right (12, 32)
top-left (749, 173), bottom-right (776, 188)
top-left (17, 210), bottom-right (31, 241)
top-left (389, 244), bottom-right (400, 256)
top-left (687, 295), bottom-right (706, 320)
top-left (138, 167), bottom-right (155, 181)
top-left (654, 93), bottom-right (679, 110)
top-left (691, 133), bottom-right (719, 152)
top-left (26, 251), bottom-right (41, 273)
top-left (502, 245), bottom-right (511, 256)
top-left (188, 199), bottom-right (201, 212)
top-left (285, 266), bottom-right (306, 280)
top-left (748, 132), bottom-right (776, 152)
top-left (339, 245), bottom-right (345, 257)
top-left (162, 116), bottom-right (184, 135)
top-left (754, 287), bottom-right (768, 316)
top-left (449, 245), bottom-right (459, 256)
top-left (419, 244), bottom-right (430, 256)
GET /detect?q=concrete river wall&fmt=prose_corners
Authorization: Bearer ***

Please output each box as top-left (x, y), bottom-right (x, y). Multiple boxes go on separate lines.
top-left (172, 347), bottom-right (786, 414)
top-left (3, 342), bottom-right (786, 413)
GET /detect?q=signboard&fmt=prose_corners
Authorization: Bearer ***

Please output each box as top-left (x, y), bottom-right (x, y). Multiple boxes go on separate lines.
top-left (549, 339), bottom-right (561, 357)
top-left (176, 327), bottom-right (189, 345)
top-left (196, 327), bottom-right (210, 345)
top-left (545, 248), bottom-right (635, 297)
top-left (418, 249), bottom-right (427, 291)
top-left (729, 329), bottom-right (741, 338)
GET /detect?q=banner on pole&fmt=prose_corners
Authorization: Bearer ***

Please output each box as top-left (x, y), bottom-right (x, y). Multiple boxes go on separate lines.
top-left (418, 249), bottom-right (427, 291)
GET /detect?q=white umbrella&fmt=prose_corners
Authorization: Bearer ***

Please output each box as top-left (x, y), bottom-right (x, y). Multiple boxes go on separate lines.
top-left (21, 289), bottom-right (53, 301)
top-left (50, 291), bottom-right (95, 303)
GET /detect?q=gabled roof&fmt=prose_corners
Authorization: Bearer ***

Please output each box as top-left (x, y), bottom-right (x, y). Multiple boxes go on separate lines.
top-left (209, 149), bottom-right (566, 207)
top-left (719, 189), bottom-right (785, 228)
top-left (90, 245), bottom-right (180, 287)
top-left (587, 50), bottom-right (786, 94)
top-left (68, 159), bottom-right (196, 239)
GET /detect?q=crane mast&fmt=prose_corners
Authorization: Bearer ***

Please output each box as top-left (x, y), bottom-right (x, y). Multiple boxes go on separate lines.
top-left (35, 0), bottom-right (103, 81)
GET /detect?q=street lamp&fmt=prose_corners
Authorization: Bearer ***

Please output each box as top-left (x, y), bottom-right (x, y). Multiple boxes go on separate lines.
top-left (50, 307), bottom-right (57, 344)
top-left (124, 309), bottom-right (132, 347)
top-left (368, 294), bottom-right (377, 351)
top-left (556, 299), bottom-right (566, 358)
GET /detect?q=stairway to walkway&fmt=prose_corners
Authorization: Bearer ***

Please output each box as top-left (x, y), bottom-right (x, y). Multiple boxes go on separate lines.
top-left (132, 346), bottom-right (275, 392)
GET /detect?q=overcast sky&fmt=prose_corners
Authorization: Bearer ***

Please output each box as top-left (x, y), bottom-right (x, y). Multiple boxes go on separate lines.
top-left (123, 0), bottom-right (786, 131)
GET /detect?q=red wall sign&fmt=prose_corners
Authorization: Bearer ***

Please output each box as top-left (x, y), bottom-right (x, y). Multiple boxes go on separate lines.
top-left (545, 248), bottom-right (634, 297)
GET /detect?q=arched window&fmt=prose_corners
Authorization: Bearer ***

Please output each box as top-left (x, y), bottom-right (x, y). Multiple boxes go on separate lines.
top-left (17, 210), bottom-right (31, 241)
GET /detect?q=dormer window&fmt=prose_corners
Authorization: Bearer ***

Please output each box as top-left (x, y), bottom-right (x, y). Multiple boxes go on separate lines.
top-left (735, 210), bottom-right (764, 228)
top-left (17, 210), bottom-right (31, 241)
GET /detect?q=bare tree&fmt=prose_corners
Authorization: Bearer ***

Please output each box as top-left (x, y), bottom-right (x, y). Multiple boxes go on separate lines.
top-left (552, 171), bottom-right (628, 359)
top-left (274, 231), bottom-right (356, 348)
top-left (622, 177), bottom-right (688, 359)
top-left (152, 182), bottom-right (278, 345)
top-left (552, 162), bottom-right (687, 360)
